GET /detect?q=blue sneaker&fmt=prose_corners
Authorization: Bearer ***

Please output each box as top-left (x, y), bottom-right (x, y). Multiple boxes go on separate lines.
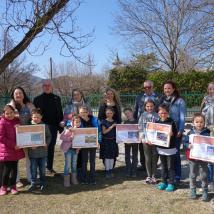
top-left (157, 182), bottom-right (167, 190)
top-left (165, 184), bottom-right (175, 192)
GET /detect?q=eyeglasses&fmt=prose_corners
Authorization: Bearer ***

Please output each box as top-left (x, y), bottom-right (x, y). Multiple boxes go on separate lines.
top-left (144, 86), bottom-right (152, 89)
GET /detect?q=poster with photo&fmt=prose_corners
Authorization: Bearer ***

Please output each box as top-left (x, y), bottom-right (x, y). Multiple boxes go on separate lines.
top-left (116, 124), bottom-right (140, 144)
top-left (72, 128), bottom-right (98, 148)
top-left (190, 135), bottom-right (214, 163)
top-left (145, 122), bottom-right (171, 147)
top-left (16, 125), bottom-right (46, 148)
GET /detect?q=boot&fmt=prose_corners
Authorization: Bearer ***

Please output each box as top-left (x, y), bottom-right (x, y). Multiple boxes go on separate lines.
top-left (202, 188), bottom-right (208, 202)
top-left (71, 173), bottom-right (79, 185)
top-left (64, 175), bottom-right (71, 187)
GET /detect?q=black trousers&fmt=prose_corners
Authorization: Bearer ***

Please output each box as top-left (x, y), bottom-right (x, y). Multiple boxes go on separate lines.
top-left (2, 161), bottom-right (18, 187)
top-left (160, 155), bottom-right (175, 184)
top-left (139, 143), bottom-right (145, 168)
top-left (0, 161), bottom-right (3, 187)
top-left (47, 125), bottom-right (57, 170)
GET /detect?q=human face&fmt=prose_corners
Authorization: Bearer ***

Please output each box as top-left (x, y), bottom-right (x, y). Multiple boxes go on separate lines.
top-left (208, 83), bottom-right (214, 97)
top-left (124, 110), bottom-right (134, 120)
top-left (4, 109), bottom-right (15, 120)
top-left (31, 113), bottom-right (42, 124)
top-left (164, 83), bottom-right (175, 97)
top-left (193, 116), bottom-right (205, 131)
top-left (13, 89), bottom-right (24, 103)
top-left (79, 108), bottom-right (89, 119)
top-left (42, 81), bottom-right (52, 94)
top-left (73, 118), bottom-right (81, 128)
top-left (73, 90), bottom-right (82, 102)
top-left (158, 108), bottom-right (169, 121)
top-left (105, 109), bottom-right (114, 119)
top-left (143, 82), bottom-right (153, 95)
top-left (145, 102), bottom-right (155, 113)
top-left (106, 90), bottom-right (114, 101)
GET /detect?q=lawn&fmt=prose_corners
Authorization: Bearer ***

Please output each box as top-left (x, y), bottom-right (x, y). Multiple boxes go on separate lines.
top-left (0, 146), bottom-right (213, 214)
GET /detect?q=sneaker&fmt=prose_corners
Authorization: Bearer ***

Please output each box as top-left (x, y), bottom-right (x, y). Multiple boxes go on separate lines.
top-left (208, 182), bottom-right (214, 192)
top-left (165, 184), bottom-right (175, 192)
top-left (145, 177), bottom-right (152, 184)
top-left (11, 186), bottom-right (18, 195)
top-left (190, 188), bottom-right (197, 200)
top-left (28, 184), bottom-right (36, 192)
top-left (0, 186), bottom-right (7, 196)
top-left (202, 189), bottom-right (209, 202)
top-left (16, 181), bottom-right (24, 188)
top-left (157, 182), bottom-right (167, 190)
top-left (151, 177), bottom-right (157, 184)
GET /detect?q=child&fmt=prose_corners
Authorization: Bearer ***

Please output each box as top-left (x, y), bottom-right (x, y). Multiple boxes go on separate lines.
top-left (100, 107), bottom-right (118, 178)
top-left (79, 106), bottom-right (101, 185)
top-left (183, 113), bottom-right (210, 201)
top-left (28, 108), bottom-right (51, 191)
top-left (0, 105), bottom-right (25, 195)
top-left (138, 100), bottom-right (159, 184)
top-left (201, 82), bottom-right (214, 192)
top-left (60, 115), bottom-right (80, 187)
top-left (156, 104), bottom-right (178, 192)
top-left (123, 107), bottom-right (138, 177)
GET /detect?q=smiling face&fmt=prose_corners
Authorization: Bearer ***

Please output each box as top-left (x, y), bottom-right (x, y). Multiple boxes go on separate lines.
top-left (73, 118), bottom-right (81, 128)
top-left (72, 90), bottom-right (82, 102)
top-left (193, 116), bottom-right (205, 131)
top-left (106, 90), bottom-right (114, 102)
top-left (42, 80), bottom-right (53, 94)
top-left (13, 88), bottom-right (24, 104)
top-left (105, 109), bottom-right (114, 119)
top-left (31, 113), bottom-right (42, 124)
top-left (158, 107), bottom-right (169, 121)
top-left (143, 81), bottom-right (153, 95)
top-left (4, 108), bottom-right (15, 120)
top-left (145, 102), bottom-right (155, 113)
top-left (164, 83), bottom-right (175, 97)
top-left (208, 83), bottom-right (214, 97)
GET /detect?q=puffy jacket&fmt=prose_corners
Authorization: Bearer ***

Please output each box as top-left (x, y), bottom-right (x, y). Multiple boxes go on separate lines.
top-left (0, 117), bottom-right (25, 161)
top-left (60, 129), bottom-right (74, 153)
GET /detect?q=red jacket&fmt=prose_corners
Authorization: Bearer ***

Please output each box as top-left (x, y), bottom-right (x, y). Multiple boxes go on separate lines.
top-left (0, 117), bottom-right (25, 161)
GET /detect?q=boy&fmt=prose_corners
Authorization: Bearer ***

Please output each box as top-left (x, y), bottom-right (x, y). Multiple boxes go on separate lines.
top-left (123, 108), bottom-right (138, 177)
top-left (28, 108), bottom-right (51, 191)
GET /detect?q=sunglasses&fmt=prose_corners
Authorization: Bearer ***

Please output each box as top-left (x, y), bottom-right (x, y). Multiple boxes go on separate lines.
top-left (144, 86), bottom-right (152, 89)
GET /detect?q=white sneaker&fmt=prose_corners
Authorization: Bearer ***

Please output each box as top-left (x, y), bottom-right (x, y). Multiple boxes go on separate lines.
top-left (208, 182), bottom-right (214, 192)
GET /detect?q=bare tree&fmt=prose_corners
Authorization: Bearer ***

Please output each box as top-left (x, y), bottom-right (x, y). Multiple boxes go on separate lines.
top-left (114, 0), bottom-right (214, 72)
top-left (0, 0), bottom-right (94, 75)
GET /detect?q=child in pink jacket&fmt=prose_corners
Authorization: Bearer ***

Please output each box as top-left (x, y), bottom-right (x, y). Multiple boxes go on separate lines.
top-left (0, 105), bottom-right (25, 196)
top-left (60, 115), bottom-right (80, 187)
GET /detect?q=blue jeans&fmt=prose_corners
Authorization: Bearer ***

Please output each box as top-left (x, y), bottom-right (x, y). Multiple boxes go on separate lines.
top-left (64, 149), bottom-right (77, 175)
top-left (208, 163), bottom-right (214, 183)
top-left (30, 157), bottom-right (46, 186)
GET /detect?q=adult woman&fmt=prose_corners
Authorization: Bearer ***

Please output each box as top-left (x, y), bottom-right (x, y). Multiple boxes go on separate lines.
top-left (98, 87), bottom-right (122, 124)
top-left (159, 81), bottom-right (186, 184)
top-left (9, 87), bottom-right (34, 185)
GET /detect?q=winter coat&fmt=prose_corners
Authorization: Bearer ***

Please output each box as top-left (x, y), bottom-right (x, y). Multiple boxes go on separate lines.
top-left (0, 117), bottom-right (25, 161)
top-left (60, 129), bottom-right (74, 153)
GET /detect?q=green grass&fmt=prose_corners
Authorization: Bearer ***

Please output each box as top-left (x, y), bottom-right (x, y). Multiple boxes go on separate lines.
top-left (0, 147), bottom-right (213, 214)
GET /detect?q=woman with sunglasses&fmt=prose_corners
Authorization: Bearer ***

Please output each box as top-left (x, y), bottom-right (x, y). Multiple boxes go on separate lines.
top-left (158, 80), bottom-right (186, 185)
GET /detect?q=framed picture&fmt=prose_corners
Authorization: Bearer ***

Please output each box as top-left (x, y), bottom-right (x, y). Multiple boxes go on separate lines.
top-left (16, 125), bottom-right (46, 148)
top-left (72, 128), bottom-right (98, 148)
top-left (190, 135), bottom-right (214, 163)
top-left (145, 122), bottom-right (171, 147)
top-left (116, 124), bottom-right (140, 144)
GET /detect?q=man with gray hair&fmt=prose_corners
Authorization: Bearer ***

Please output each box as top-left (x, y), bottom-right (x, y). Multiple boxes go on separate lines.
top-left (33, 79), bottom-right (63, 174)
top-left (134, 80), bottom-right (160, 171)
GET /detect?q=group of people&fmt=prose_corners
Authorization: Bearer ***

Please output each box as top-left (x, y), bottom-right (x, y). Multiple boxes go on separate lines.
top-left (0, 79), bottom-right (213, 203)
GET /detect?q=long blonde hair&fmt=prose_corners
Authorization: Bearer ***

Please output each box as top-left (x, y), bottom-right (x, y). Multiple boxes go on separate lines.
top-left (102, 87), bottom-right (121, 106)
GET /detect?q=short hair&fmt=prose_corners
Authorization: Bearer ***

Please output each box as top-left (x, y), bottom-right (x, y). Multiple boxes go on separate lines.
top-left (79, 105), bottom-right (89, 112)
top-left (31, 108), bottom-right (42, 116)
top-left (123, 107), bottom-right (133, 113)
top-left (144, 99), bottom-right (155, 107)
top-left (3, 104), bottom-right (15, 113)
top-left (105, 106), bottom-right (115, 114)
top-left (192, 113), bottom-right (205, 122)
top-left (158, 104), bottom-right (169, 113)
top-left (144, 80), bottom-right (153, 87)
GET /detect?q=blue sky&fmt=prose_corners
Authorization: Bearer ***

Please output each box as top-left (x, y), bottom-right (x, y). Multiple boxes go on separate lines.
top-left (25, 0), bottom-right (127, 77)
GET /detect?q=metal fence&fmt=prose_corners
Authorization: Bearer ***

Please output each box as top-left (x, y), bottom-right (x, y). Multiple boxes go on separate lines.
top-left (0, 92), bottom-right (204, 119)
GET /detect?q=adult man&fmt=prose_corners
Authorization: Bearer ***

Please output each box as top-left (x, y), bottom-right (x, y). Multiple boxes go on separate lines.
top-left (33, 80), bottom-right (63, 174)
top-left (134, 80), bottom-right (160, 170)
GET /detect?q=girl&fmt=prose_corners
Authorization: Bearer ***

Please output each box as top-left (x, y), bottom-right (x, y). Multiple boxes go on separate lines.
top-left (156, 104), bottom-right (178, 192)
top-left (79, 106), bottom-right (101, 185)
top-left (100, 107), bottom-right (118, 178)
top-left (0, 105), bottom-right (25, 196)
top-left (159, 80), bottom-right (186, 185)
top-left (183, 113), bottom-right (209, 201)
top-left (201, 82), bottom-right (214, 192)
top-left (138, 100), bottom-right (159, 184)
top-left (60, 115), bottom-right (80, 187)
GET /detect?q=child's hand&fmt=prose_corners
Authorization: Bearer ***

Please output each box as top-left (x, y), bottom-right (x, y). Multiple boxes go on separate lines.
top-left (112, 123), bottom-right (117, 128)
top-left (59, 121), bottom-right (65, 128)
top-left (15, 146), bottom-right (19, 150)
top-left (189, 144), bottom-right (193, 149)
top-left (146, 141), bottom-right (152, 145)
top-left (32, 147), bottom-right (37, 150)
top-left (76, 149), bottom-right (80, 154)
